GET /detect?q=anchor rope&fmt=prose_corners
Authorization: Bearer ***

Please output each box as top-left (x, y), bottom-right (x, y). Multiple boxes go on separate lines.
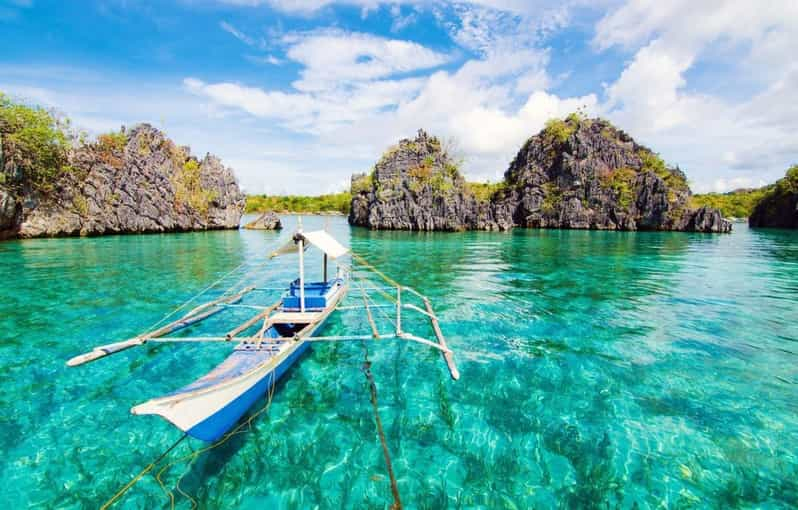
top-left (100, 366), bottom-right (278, 509)
top-left (143, 241), bottom-right (282, 336)
top-left (350, 271), bottom-right (403, 509)
top-left (153, 372), bottom-right (278, 510)
top-left (361, 339), bottom-right (403, 510)
top-left (99, 433), bottom-right (188, 510)
top-left (351, 253), bottom-right (399, 287)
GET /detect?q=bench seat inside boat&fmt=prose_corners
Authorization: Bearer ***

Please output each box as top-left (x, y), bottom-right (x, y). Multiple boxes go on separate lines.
top-left (282, 278), bottom-right (343, 310)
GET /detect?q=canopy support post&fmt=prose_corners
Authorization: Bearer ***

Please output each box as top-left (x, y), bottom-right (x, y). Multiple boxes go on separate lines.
top-left (298, 237), bottom-right (305, 313)
top-left (323, 254), bottom-right (328, 283)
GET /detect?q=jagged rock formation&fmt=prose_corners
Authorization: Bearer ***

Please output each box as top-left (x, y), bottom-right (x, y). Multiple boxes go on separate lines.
top-left (244, 211), bottom-right (282, 230)
top-left (494, 117), bottom-right (731, 232)
top-left (349, 129), bottom-right (498, 231)
top-left (749, 166), bottom-right (798, 228)
top-left (0, 124), bottom-right (245, 239)
top-left (350, 118), bottom-right (732, 233)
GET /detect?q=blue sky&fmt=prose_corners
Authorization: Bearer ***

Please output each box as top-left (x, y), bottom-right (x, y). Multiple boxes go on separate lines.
top-left (2, 0), bottom-right (797, 194)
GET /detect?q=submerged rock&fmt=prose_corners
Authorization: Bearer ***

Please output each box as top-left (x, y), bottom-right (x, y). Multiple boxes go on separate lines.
top-left (2, 124), bottom-right (245, 238)
top-left (749, 166), bottom-right (798, 228)
top-left (349, 118), bottom-right (731, 233)
top-left (244, 211), bottom-right (282, 230)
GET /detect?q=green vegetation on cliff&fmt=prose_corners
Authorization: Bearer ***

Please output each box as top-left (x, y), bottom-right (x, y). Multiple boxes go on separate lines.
top-left (465, 181), bottom-right (506, 203)
top-left (0, 93), bottom-right (72, 193)
top-left (748, 165), bottom-right (798, 227)
top-left (774, 165), bottom-right (798, 193)
top-left (542, 114), bottom-right (579, 143)
top-left (246, 192), bottom-right (351, 214)
top-left (599, 167), bottom-right (637, 209)
top-left (172, 159), bottom-right (217, 216)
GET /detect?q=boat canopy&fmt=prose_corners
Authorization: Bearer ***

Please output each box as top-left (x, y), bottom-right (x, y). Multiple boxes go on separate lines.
top-left (270, 230), bottom-right (349, 259)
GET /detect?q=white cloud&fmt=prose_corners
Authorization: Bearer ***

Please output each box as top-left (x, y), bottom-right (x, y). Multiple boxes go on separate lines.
top-left (594, 0), bottom-right (798, 54)
top-left (220, 21), bottom-right (257, 46)
top-left (245, 54), bottom-right (285, 65)
top-left (183, 3), bottom-right (602, 186)
top-left (597, 0), bottom-right (798, 193)
top-left (710, 177), bottom-right (769, 194)
top-left (186, 30), bottom-right (450, 137)
top-left (218, 0), bottom-right (381, 14)
top-left (389, 4), bottom-right (418, 32)
top-left (284, 29), bottom-right (449, 91)
top-left (184, 77), bottom-right (317, 120)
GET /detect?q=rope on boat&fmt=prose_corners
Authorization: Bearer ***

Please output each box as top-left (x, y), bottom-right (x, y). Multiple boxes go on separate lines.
top-left (99, 433), bottom-right (188, 510)
top-left (141, 260), bottom-right (252, 333)
top-left (142, 248), bottom-right (278, 336)
top-left (351, 253), bottom-right (400, 287)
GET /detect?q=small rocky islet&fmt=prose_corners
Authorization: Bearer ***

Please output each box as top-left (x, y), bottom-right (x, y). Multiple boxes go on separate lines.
top-left (1, 120), bottom-right (245, 239)
top-left (244, 210), bottom-right (282, 230)
top-left (350, 116), bottom-right (732, 233)
top-left (748, 165), bottom-right (798, 229)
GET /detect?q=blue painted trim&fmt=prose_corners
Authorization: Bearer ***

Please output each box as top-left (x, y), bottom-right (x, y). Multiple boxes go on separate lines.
top-left (186, 341), bottom-right (311, 442)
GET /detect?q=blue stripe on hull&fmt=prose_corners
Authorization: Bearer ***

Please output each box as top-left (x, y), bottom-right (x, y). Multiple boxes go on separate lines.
top-left (186, 341), bottom-right (311, 442)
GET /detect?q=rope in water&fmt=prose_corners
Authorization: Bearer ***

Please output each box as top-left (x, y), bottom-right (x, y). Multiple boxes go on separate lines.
top-left (154, 377), bottom-right (278, 509)
top-left (361, 341), bottom-right (403, 510)
top-left (99, 433), bottom-right (188, 510)
top-left (351, 271), bottom-right (403, 509)
top-left (351, 253), bottom-right (400, 287)
top-left (100, 371), bottom-right (278, 509)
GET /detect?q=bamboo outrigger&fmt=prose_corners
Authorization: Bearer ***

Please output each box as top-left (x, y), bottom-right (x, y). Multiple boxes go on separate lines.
top-left (67, 224), bottom-right (459, 442)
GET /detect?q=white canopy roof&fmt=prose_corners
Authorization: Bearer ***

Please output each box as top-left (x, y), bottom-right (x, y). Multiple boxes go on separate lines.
top-left (270, 230), bottom-right (349, 259)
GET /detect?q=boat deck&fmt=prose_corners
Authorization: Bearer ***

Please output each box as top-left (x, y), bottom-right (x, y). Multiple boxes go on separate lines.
top-left (269, 311), bottom-right (322, 323)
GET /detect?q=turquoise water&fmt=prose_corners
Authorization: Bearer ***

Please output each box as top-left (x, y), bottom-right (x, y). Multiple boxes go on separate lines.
top-left (1, 216), bottom-right (797, 509)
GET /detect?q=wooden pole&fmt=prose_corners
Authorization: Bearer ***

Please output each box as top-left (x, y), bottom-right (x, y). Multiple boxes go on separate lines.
top-left (181, 286), bottom-right (254, 318)
top-left (360, 285), bottom-right (379, 338)
top-left (224, 302), bottom-right (279, 340)
top-left (423, 298), bottom-right (460, 380)
top-left (67, 287), bottom-right (253, 367)
top-left (395, 286), bottom-right (402, 335)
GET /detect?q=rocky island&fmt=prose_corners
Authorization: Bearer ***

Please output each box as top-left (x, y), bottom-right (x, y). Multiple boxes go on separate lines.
top-left (350, 116), bottom-right (731, 233)
top-left (0, 95), bottom-right (245, 239)
top-left (244, 210), bottom-right (282, 230)
top-left (749, 166), bottom-right (797, 229)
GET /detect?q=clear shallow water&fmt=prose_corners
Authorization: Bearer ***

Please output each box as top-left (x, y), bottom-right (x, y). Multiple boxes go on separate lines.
top-left (1, 216), bottom-right (797, 509)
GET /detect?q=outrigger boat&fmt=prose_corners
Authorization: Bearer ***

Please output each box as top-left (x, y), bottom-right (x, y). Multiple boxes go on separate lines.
top-left (67, 226), bottom-right (458, 442)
